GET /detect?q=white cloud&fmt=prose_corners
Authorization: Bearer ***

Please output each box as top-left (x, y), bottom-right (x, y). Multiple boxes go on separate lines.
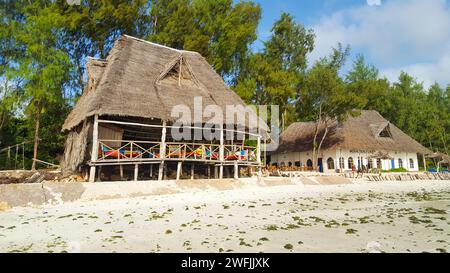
top-left (310, 0), bottom-right (450, 87)
top-left (380, 45), bottom-right (450, 87)
top-left (367, 0), bottom-right (382, 6)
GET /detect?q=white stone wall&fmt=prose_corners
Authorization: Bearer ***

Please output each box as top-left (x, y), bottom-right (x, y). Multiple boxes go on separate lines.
top-left (270, 149), bottom-right (337, 171)
top-left (270, 149), bottom-right (420, 172)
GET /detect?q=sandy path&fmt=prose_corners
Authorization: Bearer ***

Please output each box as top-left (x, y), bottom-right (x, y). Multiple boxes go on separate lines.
top-left (0, 179), bottom-right (449, 253)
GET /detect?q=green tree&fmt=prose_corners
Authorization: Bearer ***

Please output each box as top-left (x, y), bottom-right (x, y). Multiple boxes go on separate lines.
top-left (58, 0), bottom-right (151, 91)
top-left (149, 0), bottom-right (261, 79)
top-left (422, 83), bottom-right (449, 153)
top-left (345, 55), bottom-right (391, 112)
top-left (8, 2), bottom-right (72, 170)
top-left (386, 72), bottom-right (424, 138)
top-left (234, 12), bottom-right (314, 129)
top-left (298, 47), bottom-right (365, 170)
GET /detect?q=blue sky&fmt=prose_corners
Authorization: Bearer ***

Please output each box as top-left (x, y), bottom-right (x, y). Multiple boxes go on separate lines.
top-left (252, 0), bottom-right (450, 88)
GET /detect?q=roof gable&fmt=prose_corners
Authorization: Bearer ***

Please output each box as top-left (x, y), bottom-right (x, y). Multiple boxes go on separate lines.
top-left (377, 124), bottom-right (393, 139)
top-left (156, 55), bottom-right (200, 88)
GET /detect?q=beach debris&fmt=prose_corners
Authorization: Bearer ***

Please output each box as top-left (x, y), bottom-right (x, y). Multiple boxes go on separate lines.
top-left (67, 241), bottom-right (81, 253)
top-left (366, 241), bottom-right (382, 253)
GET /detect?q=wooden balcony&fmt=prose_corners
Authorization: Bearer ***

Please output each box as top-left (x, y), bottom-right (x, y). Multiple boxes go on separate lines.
top-left (87, 116), bottom-right (263, 181)
top-left (95, 139), bottom-right (258, 165)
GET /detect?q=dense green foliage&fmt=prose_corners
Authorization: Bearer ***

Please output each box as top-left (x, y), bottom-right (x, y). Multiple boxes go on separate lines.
top-left (0, 1), bottom-right (448, 169)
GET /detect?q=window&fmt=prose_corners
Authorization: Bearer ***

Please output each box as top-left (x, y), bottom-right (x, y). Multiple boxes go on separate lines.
top-left (327, 158), bottom-right (335, 170)
top-left (288, 162), bottom-right (293, 167)
top-left (348, 157), bottom-right (354, 169)
top-left (306, 159), bottom-right (313, 167)
top-left (339, 157), bottom-right (345, 169)
top-left (398, 159), bottom-right (403, 168)
top-left (409, 158), bottom-right (414, 169)
top-left (295, 161), bottom-right (301, 167)
top-left (379, 124), bottom-right (393, 138)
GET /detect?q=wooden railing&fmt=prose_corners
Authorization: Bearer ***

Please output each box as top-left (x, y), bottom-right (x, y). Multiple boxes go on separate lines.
top-left (96, 140), bottom-right (258, 163)
top-left (98, 140), bottom-right (161, 161)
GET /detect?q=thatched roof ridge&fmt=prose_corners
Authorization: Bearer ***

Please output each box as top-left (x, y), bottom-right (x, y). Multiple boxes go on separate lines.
top-left (62, 35), bottom-right (262, 131)
top-left (275, 110), bottom-right (431, 154)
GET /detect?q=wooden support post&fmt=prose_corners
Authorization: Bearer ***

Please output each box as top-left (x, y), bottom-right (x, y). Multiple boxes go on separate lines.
top-left (257, 135), bottom-right (262, 179)
top-left (134, 164), bottom-right (138, 181)
top-left (219, 124), bottom-right (224, 179)
top-left (190, 164), bottom-right (195, 180)
top-left (422, 154), bottom-right (427, 171)
top-left (158, 121), bottom-right (167, 181)
top-left (263, 139), bottom-right (267, 167)
top-left (150, 164), bottom-right (153, 178)
top-left (22, 143), bottom-right (25, 170)
top-left (158, 163), bottom-right (164, 180)
top-left (119, 165), bottom-right (124, 180)
top-left (176, 161), bottom-right (182, 180)
top-left (234, 161), bottom-right (239, 179)
top-left (15, 144), bottom-right (18, 170)
top-left (7, 147), bottom-right (10, 169)
top-left (97, 166), bottom-right (102, 181)
top-left (89, 115), bottom-right (99, 182)
top-left (207, 165), bottom-right (211, 179)
top-left (178, 57), bottom-right (182, 87)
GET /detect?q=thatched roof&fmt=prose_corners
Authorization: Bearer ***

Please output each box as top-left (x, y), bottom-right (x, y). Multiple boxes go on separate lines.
top-left (63, 35), bottom-right (263, 131)
top-left (274, 110), bottom-right (431, 154)
top-left (427, 152), bottom-right (450, 164)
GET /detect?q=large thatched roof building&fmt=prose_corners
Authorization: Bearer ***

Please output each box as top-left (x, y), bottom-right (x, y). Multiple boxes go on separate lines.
top-left (62, 35), bottom-right (264, 182)
top-left (63, 35), bottom-right (259, 131)
top-left (270, 110), bottom-right (431, 172)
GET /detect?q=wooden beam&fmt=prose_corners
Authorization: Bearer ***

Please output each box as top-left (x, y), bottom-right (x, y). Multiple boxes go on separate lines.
top-left (257, 135), bottom-right (262, 179)
top-left (178, 57), bottom-right (182, 86)
top-left (234, 161), bottom-right (238, 179)
top-left (119, 165), bottom-right (124, 180)
top-left (89, 114), bottom-right (99, 182)
top-left (97, 119), bottom-right (260, 137)
top-left (22, 143), bottom-right (25, 170)
top-left (158, 121), bottom-right (167, 181)
top-left (422, 153), bottom-right (427, 171)
top-left (190, 163), bottom-right (195, 180)
top-left (97, 166), bottom-right (102, 181)
top-left (134, 164), bottom-right (138, 181)
top-left (219, 124), bottom-right (224, 179)
top-left (150, 164), bottom-right (153, 178)
top-left (176, 161), bottom-right (182, 180)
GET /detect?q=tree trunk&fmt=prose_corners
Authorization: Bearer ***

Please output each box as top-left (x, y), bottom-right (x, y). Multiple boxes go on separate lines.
top-left (75, 53), bottom-right (85, 91)
top-left (316, 121), bottom-right (330, 170)
top-left (31, 106), bottom-right (41, 171)
top-left (312, 121), bottom-right (319, 170)
top-left (311, 104), bottom-right (323, 170)
top-left (440, 132), bottom-right (448, 154)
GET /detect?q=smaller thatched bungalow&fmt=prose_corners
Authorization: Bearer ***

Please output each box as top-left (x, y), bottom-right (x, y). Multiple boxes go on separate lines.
top-left (426, 152), bottom-right (450, 171)
top-left (270, 110), bottom-right (431, 173)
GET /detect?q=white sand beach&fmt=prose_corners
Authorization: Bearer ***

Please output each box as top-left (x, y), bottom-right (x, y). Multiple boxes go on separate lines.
top-left (0, 179), bottom-right (449, 253)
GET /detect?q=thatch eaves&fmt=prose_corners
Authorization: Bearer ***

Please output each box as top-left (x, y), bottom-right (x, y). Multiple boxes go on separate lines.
top-left (274, 110), bottom-right (431, 154)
